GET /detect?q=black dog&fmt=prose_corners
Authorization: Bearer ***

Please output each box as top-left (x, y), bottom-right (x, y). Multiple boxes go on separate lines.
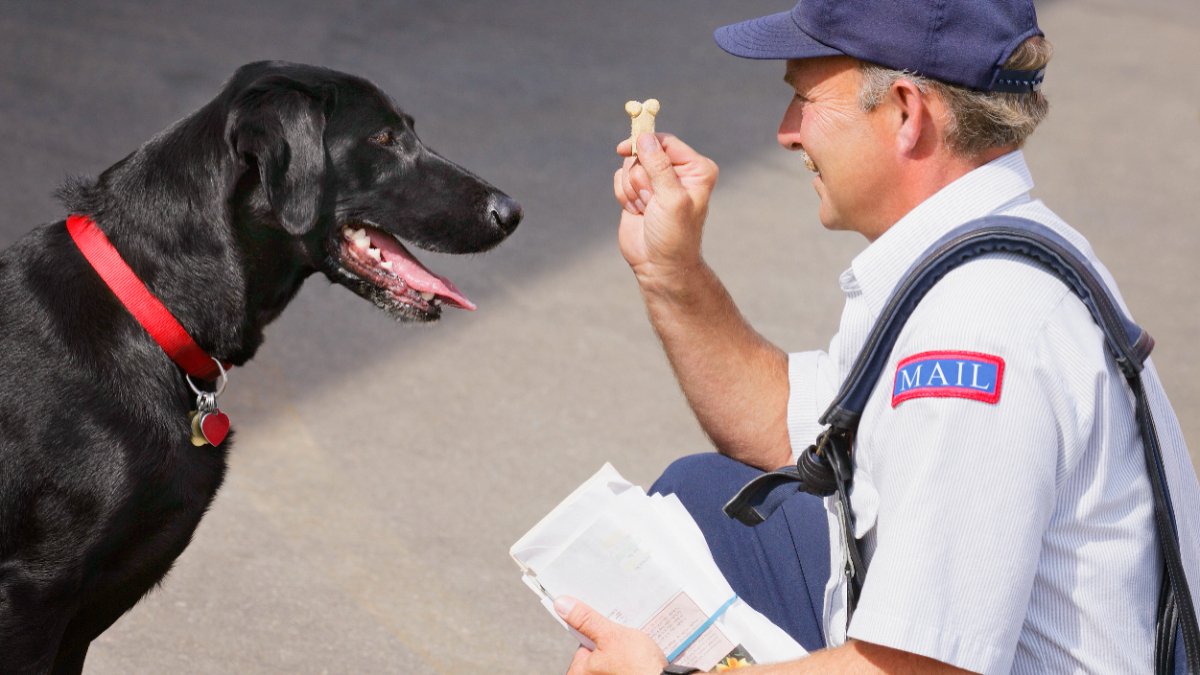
top-left (0, 61), bottom-right (520, 674)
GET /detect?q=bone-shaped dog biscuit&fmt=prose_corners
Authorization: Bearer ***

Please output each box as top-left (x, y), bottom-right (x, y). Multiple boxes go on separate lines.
top-left (625, 99), bottom-right (659, 157)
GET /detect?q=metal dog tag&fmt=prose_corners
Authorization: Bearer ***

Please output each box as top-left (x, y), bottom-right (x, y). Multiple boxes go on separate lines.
top-left (189, 410), bottom-right (207, 446)
top-left (197, 409), bottom-right (230, 446)
top-left (186, 361), bottom-right (230, 447)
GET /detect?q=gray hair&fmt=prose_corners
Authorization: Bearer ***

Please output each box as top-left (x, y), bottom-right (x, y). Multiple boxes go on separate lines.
top-left (857, 36), bottom-right (1053, 158)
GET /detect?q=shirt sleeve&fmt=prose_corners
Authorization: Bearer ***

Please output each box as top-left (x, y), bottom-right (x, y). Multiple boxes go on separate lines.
top-left (845, 264), bottom-right (1085, 675)
top-left (786, 349), bottom-right (840, 462)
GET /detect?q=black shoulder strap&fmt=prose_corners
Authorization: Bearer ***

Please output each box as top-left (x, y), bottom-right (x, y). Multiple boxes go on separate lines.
top-left (819, 215), bottom-right (1153, 427)
top-left (723, 215), bottom-right (1196, 673)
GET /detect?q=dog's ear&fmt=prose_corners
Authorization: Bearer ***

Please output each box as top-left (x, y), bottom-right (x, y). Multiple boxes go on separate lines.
top-left (227, 78), bottom-right (333, 235)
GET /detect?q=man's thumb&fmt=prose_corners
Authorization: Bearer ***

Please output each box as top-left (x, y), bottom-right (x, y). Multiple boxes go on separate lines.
top-left (555, 596), bottom-right (603, 648)
top-left (636, 133), bottom-right (683, 199)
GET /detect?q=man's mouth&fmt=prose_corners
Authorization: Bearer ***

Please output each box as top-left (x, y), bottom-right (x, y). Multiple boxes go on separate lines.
top-left (336, 225), bottom-right (476, 314)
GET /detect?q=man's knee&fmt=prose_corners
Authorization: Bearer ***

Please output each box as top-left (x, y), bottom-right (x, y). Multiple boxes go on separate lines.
top-left (648, 454), bottom-right (830, 652)
top-left (650, 453), bottom-right (762, 503)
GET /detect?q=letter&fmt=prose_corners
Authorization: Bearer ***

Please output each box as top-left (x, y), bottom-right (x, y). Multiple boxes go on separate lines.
top-left (900, 365), bottom-right (922, 392)
top-left (956, 361), bottom-right (965, 386)
top-left (927, 362), bottom-right (948, 387)
top-left (970, 363), bottom-right (991, 390)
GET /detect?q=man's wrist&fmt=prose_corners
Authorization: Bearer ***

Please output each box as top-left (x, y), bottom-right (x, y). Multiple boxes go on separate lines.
top-left (632, 259), bottom-right (713, 306)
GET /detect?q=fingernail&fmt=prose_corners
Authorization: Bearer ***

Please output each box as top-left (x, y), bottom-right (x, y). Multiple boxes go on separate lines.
top-left (624, 201), bottom-right (638, 214)
top-left (639, 190), bottom-right (651, 204)
top-left (554, 596), bottom-right (577, 618)
top-left (634, 198), bottom-right (645, 212)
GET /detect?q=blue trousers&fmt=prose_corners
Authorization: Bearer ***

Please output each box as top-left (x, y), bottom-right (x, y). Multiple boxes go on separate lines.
top-left (649, 453), bottom-right (830, 653)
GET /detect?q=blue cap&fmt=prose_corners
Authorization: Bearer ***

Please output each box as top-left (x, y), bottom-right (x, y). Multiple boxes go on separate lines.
top-left (714, 0), bottom-right (1045, 92)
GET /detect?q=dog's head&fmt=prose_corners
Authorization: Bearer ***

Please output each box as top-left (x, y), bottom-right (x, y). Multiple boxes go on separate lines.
top-left (224, 61), bottom-right (521, 322)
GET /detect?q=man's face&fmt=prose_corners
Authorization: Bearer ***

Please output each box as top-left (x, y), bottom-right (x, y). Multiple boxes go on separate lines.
top-left (778, 56), bottom-right (893, 238)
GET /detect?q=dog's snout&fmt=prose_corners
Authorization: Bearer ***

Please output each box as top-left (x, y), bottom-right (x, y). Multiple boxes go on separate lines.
top-left (488, 195), bottom-right (523, 235)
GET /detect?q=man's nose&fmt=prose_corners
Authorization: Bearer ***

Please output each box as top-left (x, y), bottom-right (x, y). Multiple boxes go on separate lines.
top-left (777, 101), bottom-right (803, 150)
top-left (777, 128), bottom-right (803, 151)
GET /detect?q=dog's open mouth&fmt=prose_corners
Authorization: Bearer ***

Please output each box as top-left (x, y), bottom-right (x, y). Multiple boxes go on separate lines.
top-left (336, 225), bottom-right (476, 314)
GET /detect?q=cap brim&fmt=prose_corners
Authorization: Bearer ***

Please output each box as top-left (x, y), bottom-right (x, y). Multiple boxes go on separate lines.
top-left (714, 10), bottom-right (844, 60)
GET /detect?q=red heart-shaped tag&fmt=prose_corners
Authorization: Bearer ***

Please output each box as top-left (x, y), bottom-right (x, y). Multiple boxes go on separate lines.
top-left (200, 409), bottom-right (230, 446)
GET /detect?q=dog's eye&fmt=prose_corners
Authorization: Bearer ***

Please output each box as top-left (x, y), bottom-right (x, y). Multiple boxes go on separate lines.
top-left (370, 130), bottom-right (396, 147)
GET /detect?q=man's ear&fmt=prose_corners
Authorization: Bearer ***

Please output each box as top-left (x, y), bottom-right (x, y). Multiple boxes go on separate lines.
top-left (888, 78), bottom-right (932, 157)
top-left (227, 78), bottom-right (331, 235)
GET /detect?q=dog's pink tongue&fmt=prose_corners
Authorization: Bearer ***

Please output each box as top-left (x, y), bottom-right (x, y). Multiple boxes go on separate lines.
top-left (367, 230), bottom-right (476, 310)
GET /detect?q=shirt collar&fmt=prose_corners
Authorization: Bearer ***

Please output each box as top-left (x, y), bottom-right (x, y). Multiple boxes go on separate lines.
top-left (845, 149), bottom-right (1036, 317)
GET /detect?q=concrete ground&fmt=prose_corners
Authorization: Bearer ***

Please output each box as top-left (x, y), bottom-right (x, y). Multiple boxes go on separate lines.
top-left (0, 0), bottom-right (1198, 673)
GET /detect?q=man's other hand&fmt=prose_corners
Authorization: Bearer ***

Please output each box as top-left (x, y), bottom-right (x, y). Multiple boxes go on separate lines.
top-left (553, 595), bottom-right (977, 675)
top-left (556, 595), bottom-right (668, 675)
top-left (614, 132), bottom-right (718, 285)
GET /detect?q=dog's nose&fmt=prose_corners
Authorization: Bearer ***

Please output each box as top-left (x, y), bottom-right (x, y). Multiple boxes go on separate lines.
top-left (488, 194), bottom-right (523, 235)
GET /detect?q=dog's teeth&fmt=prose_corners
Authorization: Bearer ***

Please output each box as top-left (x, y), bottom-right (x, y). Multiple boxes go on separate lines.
top-left (353, 228), bottom-right (367, 239)
top-left (368, 247), bottom-right (382, 260)
top-left (343, 227), bottom-right (354, 238)
top-left (380, 260), bottom-right (393, 272)
top-left (420, 291), bottom-right (435, 301)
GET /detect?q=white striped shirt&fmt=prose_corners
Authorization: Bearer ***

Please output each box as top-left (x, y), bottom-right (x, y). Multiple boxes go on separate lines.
top-left (785, 150), bottom-right (1200, 674)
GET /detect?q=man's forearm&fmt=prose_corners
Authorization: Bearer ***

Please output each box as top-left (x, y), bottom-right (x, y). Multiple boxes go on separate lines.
top-left (558, 596), bottom-right (975, 675)
top-left (613, 133), bottom-right (792, 470)
top-left (638, 260), bottom-right (792, 471)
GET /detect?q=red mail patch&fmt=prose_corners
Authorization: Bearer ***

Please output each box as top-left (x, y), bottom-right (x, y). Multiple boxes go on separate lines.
top-left (892, 350), bottom-right (1005, 406)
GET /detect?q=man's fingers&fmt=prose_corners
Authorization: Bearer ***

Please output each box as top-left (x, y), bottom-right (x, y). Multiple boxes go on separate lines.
top-left (614, 168), bottom-right (638, 214)
top-left (625, 162), bottom-right (649, 205)
top-left (556, 596), bottom-right (609, 645)
top-left (635, 133), bottom-right (686, 202)
top-left (565, 645), bottom-right (590, 675)
top-left (621, 157), bottom-right (646, 210)
top-left (556, 595), bottom-right (669, 675)
top-left (615, 166), bottom-right (643, 214)
top-left (570, 646), bottom-right (591, 670)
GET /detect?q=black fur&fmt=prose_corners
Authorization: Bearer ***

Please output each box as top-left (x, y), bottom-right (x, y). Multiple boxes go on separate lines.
top-left (0, 61), bottom-right (520, 674)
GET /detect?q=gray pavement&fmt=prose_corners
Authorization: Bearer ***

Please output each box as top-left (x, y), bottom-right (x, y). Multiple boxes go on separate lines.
top-left (1, 1), bottom-right (1198, 673)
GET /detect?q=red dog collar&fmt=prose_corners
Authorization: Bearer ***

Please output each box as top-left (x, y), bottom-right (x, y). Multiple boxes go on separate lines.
top-left (66, 214), bottom-right (225, 381)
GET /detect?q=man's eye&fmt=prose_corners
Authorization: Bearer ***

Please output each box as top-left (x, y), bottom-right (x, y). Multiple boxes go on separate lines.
top-left (370, 130), bottom-right (395, 146)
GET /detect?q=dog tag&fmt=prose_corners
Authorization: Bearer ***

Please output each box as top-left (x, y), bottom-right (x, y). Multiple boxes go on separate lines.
top-left (198, 409), bottom-right (230, 446)
top-left (189, 410), bottom-right (208, 446)
top-left (186, 361), bottom-right (230, 447)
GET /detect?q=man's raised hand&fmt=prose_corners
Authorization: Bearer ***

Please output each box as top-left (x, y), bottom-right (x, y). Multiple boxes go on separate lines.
top-left (614, 132), bottom-right (719, 288)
